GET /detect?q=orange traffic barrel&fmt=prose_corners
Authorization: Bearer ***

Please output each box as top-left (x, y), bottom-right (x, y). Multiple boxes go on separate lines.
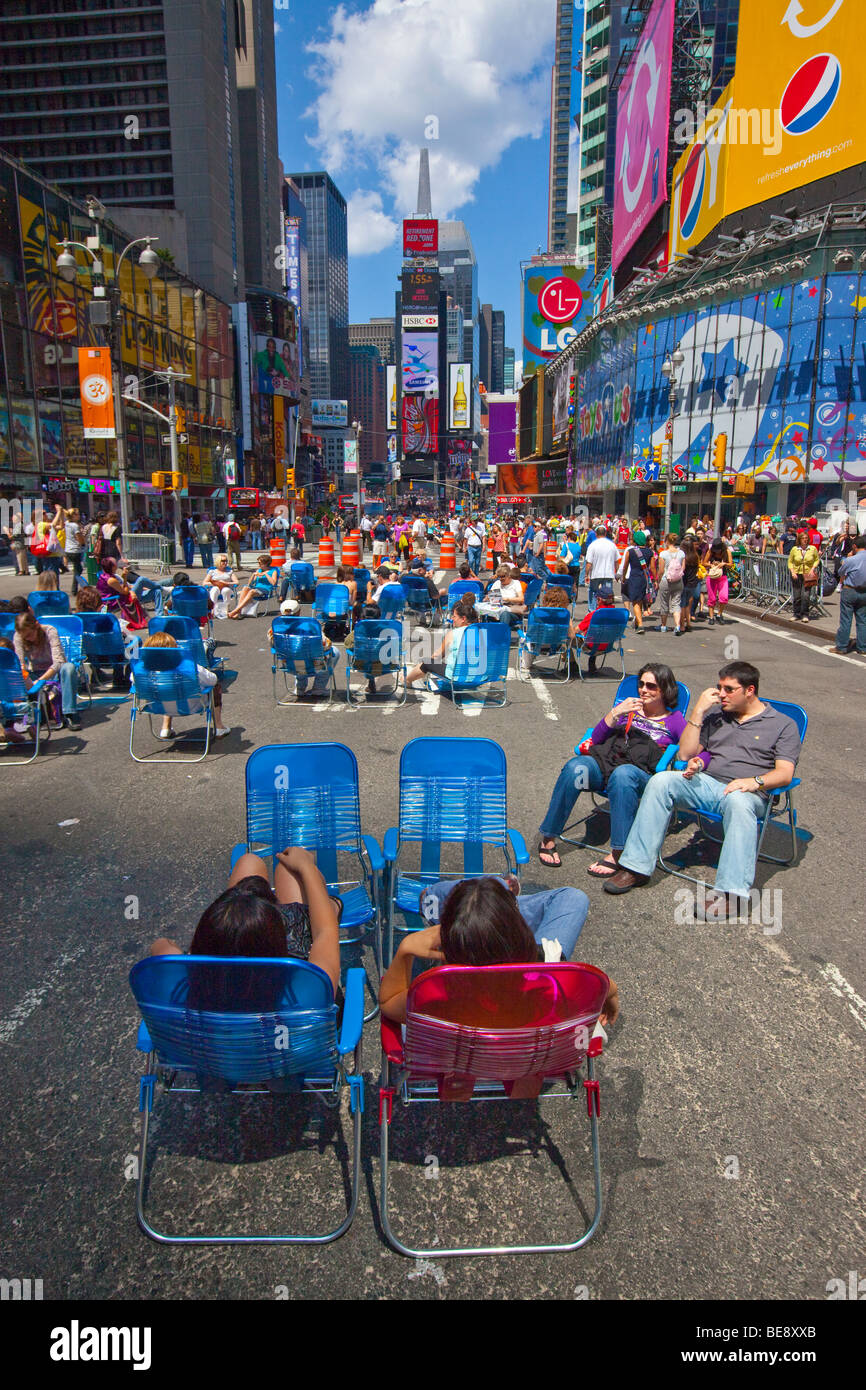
top-left (545, 540), bottom-right (558, 566)
top-left (318, 536), bottom-right (334, 568)
top-left (351, 528), bottom-right (361, 541)
top-left (269, 538), bottom-right (286, 565)
top-left (341, 537), bottom-right (360, 567)
top-left (439, 531), bottom-right (456, 569)
top-left (486, 539), bottom-right (495, 571)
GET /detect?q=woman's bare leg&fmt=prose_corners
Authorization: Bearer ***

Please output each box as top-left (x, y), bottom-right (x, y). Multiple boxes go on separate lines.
top-left (228, 851), bottom-right (271, 889)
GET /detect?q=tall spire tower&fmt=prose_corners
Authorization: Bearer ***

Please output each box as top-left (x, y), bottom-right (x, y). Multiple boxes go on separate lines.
top-left (416, 147), bottom-right (433, 217)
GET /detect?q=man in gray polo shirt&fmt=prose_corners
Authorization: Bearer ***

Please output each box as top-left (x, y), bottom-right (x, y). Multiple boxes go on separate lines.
top-left (832, 533), bottom-right (866, 654)
top-left (603, 661), bottom-right (801, 918)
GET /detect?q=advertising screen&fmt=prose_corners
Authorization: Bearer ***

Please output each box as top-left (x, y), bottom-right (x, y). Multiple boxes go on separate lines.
top-left (668, 84), bottom-right (733, 264)
top-left (343, 438), bottom-right (358, 476)
top-left (402, 268), bottom-right (440, 310)
top-left (401, 332), bottom-right (439, 455)
top-left (403, 219), bottom-right (438, 256)
top-left (386, 365), bottom-right (397, 431)
top-left (611, 0), bottom-right (676, 271)
top-left (521, 263), bottom-right (594, 371)
top-left (487, 400), bottom-right (517, 466)
top-left (311, 399), bottom-right (348, 428)
top-left (448, 363), bottom-right (472, 431)
top-left (446, 436), bottom-right (471, 482)
top-left (252, 333), bottom-right (300, 400)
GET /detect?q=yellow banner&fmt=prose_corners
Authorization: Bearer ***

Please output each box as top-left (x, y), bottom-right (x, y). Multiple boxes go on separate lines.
top-left (726, 0), bottom-right (862, 214)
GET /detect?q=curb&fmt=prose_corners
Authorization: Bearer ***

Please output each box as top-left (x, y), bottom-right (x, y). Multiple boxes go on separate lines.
top-left (726, 601), bottom-right (837, 642)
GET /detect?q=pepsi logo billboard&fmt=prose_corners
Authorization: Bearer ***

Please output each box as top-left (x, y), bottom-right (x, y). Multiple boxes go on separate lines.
top-left (780, 53), bottom-right (841, 135)
top-left (678, 142), bottom-right (706, 242)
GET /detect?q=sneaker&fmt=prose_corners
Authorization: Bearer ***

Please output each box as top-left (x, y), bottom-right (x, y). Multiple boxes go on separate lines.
top-left (708, 617), bottom-right (715, 626)
top-left (65, 714), bottom-right (82, 732)
top-left (213, 726), bottom-right (231, 738)
top-left (673, 628), bottom-right (682, 636)
top-left (158, 727), bottom-right (174, 740)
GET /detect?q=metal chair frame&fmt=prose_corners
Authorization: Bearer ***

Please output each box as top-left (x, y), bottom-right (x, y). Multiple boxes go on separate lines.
top-left (131, 956), bottom-right (365, 1245)
top-left (129, 649), bottom-right (214, 763)
top-left (434, 622), bottom-right (511, 709)
top-left (0, 651), bottom-right (51, 765)
top-left (378, 962), bottom-right (608, 1258)
top-left (345, 619), bottom-right (407, 708)
top-left (270, 617), bottom-right (337, 707)
top-left (575, 608), bottom-right (629, 681)
top-left (517, 607), bottom-right (573, 683)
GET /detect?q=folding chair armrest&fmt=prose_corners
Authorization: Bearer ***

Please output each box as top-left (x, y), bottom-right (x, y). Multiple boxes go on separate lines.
top-left (229, 840), bottom-right (249, 871)
top-left (506, 828), bottom-right (530, 866)
top-left (672, 759), bottom-right (687, 770)
top-left (136, 1019), bottom-right (152, 1053)
top-left (773, 777), bottom-right (800, 794)
top-left (27, 678), bottom-right (49, 696)
top-left (573, 726), bottom-right (593, 754)
top-left (337, 968), bottom-right (366, 1056)
top-left (361, 833), bottom-right (385, 874)
top-left (657, 743), bottom-right (679, 771)
top-left (380, 1015), bottom-right (404, 1066)
top-left (383, 826), bottom-right (399, 862)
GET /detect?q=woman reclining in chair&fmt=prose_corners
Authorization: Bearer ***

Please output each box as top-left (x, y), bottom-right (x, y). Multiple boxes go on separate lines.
top-left (379, 877), bottom-right (619, 1044)
top-left (227, 553), bottom-right (280, 619)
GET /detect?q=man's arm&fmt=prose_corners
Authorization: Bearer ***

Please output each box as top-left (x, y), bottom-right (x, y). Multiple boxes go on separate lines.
top-left (678, 687), bottom-right (722, 760)
top-left (724, 760), bottom-right (796, 796)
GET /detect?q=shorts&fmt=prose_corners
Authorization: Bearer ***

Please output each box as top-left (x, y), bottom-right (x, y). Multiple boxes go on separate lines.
top-left (420, 660), bottom-right (447, 678)
top-left (372, 540), bottom-right (387, 557)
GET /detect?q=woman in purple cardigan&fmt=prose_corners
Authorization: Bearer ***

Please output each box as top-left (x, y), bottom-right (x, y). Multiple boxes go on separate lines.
top-left (538, 662), bottom-right (686, 875)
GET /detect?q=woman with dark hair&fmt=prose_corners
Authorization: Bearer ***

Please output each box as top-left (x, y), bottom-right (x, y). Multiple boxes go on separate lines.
top-left (13, 609), bottom-right (82, 730)
top-left (149, 845), bottom-right (341, 996)
top-left (380, 877), bottom-right (618, 1040)
top-left (96, 558), bottom-right (147, 628)
top-left (617, 528), bottom-right (652, 633)
top-left (680, 536), bottom-right (703, 632)
top-left (705, 535), bottom-right (734, 625)
top-left (537, 662), bottom-right (686, 874)
top-left (99, 511), bottom-right (123, 563)
top-left (405, 594), bottom-right (477, 688)
top-left (227, 552), bottom-right (280, 619)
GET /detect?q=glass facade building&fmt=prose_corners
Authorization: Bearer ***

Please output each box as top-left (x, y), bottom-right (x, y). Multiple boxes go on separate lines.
top-left (285, 171), bottom-right (348, 403)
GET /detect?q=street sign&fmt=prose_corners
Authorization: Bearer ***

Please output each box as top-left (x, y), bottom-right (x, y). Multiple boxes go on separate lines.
top-left (161, 433), bottom-right (188, 444)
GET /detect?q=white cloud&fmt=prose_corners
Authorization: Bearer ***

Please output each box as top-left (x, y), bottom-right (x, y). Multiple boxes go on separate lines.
top-left (347, 190), bottom-right (399, 255)
top-left (304, 0), bottom-right (552, 218)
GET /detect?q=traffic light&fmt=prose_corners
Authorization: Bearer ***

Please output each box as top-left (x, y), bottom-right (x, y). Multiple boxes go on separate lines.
top-left (328, 483), bottom-right (336, 493)
top-left (653, 444), bottom-right (664, 466)
top-left (286, 468), bottom-right (295, 488)
top-left (150, 471), bottom-right (185, 490)
top-left (174, 403), bottom-right (185, 433)
top-left (712, 433), bottom-right (728, 473)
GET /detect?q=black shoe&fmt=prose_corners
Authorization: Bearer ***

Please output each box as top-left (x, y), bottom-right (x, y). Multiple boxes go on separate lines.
top-left (65, 714), bottom-right (82, 732)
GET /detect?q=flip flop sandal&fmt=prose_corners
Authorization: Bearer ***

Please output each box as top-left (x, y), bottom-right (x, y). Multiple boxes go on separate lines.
top-left (538, 842), bottom-right (562, 868)
top-left (587, 857), bottom-right (620, 878)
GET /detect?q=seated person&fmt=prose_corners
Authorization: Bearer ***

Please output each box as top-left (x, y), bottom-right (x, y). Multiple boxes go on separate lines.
top-left (405, 594), bottom-right (476, 689)
top-left (537, 663), bottom-right (686, 874)
top-left (278, 561), bottom-right (315, 605)
top-left (120, 563), bottom-right (173, 616)
top-left (227, 553), bottom-right (280, 618)
top-left (519, 585), bottom-right (578, 673)
top-left (75, 584), bottom-right (128, 687)
top-left (0, 635), bottom-right (30, 745)
top-left (406, 555), bottom-right (447, 604)
top-left (457, 560), bottom-right (480, 582)
top-left (205, 555), bottom-right (238, 608)
top-left (379, 877), bottom-right (618, 1095)
top-left (267, 619), bottom-right (338, 698)
top-left (345, 601), bottom-right (384, 695)
top-left (475, 563), bottom-right (527, 626)
top-left (96, 558), bottom-right (147, 629)
top-left (149, 845), bottom-right (341, 998)
top-left (34, 569), bottom-right (59, 592)
top-left (368, 565), bottom-right (397, 603)
top-left (416, 873), bottom-right (590, 965)
top-left (13, 609), bottom-right (81, 731)
top-left (138, 631), bottom-right (230, 739)
top-left (603, 661), bottom-right (801, 920)
top-left (575, 594), bottom-right (618, 674)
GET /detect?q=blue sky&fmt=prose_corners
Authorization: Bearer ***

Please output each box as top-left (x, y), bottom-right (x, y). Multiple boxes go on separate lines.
top-left (274, 0), bottom-right (563, 361)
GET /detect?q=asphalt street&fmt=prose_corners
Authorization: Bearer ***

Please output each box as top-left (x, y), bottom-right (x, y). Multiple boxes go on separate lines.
top-left (0, 554), bottom-right (863, 1305)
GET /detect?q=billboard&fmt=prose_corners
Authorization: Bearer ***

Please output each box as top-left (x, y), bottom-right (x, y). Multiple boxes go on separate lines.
top-left (487, 400), bottom-right (517, 467)
top-left (612, 0), bottom-right (675, 272)
top-left (386, 365), bottom-right (397, 431)
top-left (521, 263), bottom-right (595, 371)
top-left (593, 266), bottom-right (615, 318)
top-left (403, 219), bottom-right (438, 256)
top-left (448, 363), bottom-right (471, 430)
top-left (402, 268), bottom-right (440, 310)
top-left (311, 399), bottom-right (348, 428)
top-left (446, 436), bottom-right (471, 482)
top-left (724, 0), bottom-right (864, 216)
top-left (401, 331), bottom-right (439, 455)
top-left (78, 348), bottom-right (115, 439)
top-left (668, 84), bottom-right (733, 263)
top-left (253, 334), bottom-right (300, 400)
top-left (343, 438), bottom-right (358, 476)
top-left (551, 360), bottom-right (573, 444)
top-left (497, 463), bottom-right (570, 495)
top-left (284, 216), bottom-right (303, 377)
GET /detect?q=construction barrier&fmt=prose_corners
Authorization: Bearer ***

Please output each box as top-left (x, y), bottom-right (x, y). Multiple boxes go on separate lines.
top-left (318, 536), bottom-right (335, 568)
top-left (269, 538), bottom-right (287, 566)
top-left (545, 540), bottom-right (558, 567)
top-left (341, 537), bottom-right (360, 568)
top-left (734, 553), bottom-right (826, 618)
top-left (122, 533), bottom-right (174, 574)
top-left (486, 539), bottom-right (495, 571)
top-left (439, 531), bottom-right (456, 568)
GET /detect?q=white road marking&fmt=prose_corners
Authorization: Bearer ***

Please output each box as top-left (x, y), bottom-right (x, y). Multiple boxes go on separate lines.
top-left (0, 946), bottom-right (85, 1044)
top-left (818, 963), bottom-right (866, 1034)
top-left (416, 687), bottom-right (441, 717)
top-left (730, 614), bottom-right (866, 668)
top-left (529, 675), bottom-right (559, 720)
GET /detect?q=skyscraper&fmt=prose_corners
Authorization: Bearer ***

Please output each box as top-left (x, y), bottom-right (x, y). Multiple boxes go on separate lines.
top-left (504, 347), bottom-right (516, 393)
top-left (0, 0), bottom-right (282, 305)
top-left (491, 310), bottom-right (505, 394)
top-left (285, 171), bottom-right (349, 402)
top-left (577, 1), bottom-right (644, 265)
top-left (349, 345), bottom-right (386, 473)
top-left (348, 318), bottom-right (396, 366)
top-left (437, 221), bottom-right (478, 376)
top-left (548, 0), bottom-right (579, 256)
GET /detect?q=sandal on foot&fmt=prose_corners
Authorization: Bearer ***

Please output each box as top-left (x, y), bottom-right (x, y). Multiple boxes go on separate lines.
top-left (538, 841), bottom-right (562, 868)
top-left (587, 856), bottom-right (620, 878)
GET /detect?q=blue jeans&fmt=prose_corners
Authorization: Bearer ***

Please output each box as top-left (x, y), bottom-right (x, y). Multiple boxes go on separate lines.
top-left (131, 576), bottom-right (169, 614)
top-left (618, 770), bottom-right (767, 898)
top-left (467, 546), bottom-right (482, 574)
top-left (427, 879), bottom-right (589, 960)
top-left (182, 538), bottom-right (195, 568)
top-left (836, 586), bottom-right (866, 651)
top-left (588, 577), bottom-right (613, 612)
top-left (44, 662), bottom-right (78, 715)
top-left (540, 756), bottom-right (651, 853)
top-left (682, 581), bottom-right (702, 618)
top-left (198, 544), bottom-right (214, 569)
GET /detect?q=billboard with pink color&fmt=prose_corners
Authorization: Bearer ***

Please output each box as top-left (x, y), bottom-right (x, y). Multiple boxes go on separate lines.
top-left (488, 400), bottom-right (517, 467)
top-left (612, 0), bottom-right (675, 272)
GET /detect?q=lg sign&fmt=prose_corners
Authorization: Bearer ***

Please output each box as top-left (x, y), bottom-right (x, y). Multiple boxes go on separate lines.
top-left (538, 277), bottom-right (584, 354)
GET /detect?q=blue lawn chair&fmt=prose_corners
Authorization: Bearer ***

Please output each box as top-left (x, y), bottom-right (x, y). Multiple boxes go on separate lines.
top-left (0, 648), bottom-right (51, 764)
top-left (129, 646), bottom-right (214, 762)
top-left (520, 575), bottom-right (545, 615)
top-left (517, 607), bottom-right (573, 682)
top-left (313, 582), bottom-right (352, 630)
top-left (0, 614), bottom-right (15, 640)
top-left (375, 584), bottom-right (406, 621)
top-left (169, 584), bottom-right (213, 637)
top-left (345, 619), bottom-right (406, 706)
top-left (50, 614), bottom-right (93, 709)
top-left (147, 615), bottom-right (224, 677)
top-left (399, 574), bottom-right (440, 627)
top-left (232, 743), bottom-right (385, 1015)
top-left (353, 566), bottom-right (371, 599)
top-left (130, 955), bottom-right (364, 1244)
top-left (446, 579), bottom-right (484, 621)
top-left (27, 590), bottom-right (70, 617)
top-left (575, 607), bottom-right (629, 680)
top-left (80, 612), bottom-right (129, 687)
top-left (658, 699), bottom-right (809, 880)
top-left (559, 676), bottom-right (692, 851)
top-left (429, 622), bottom-right (511, 708)
top-left (287, 561), bottom-right (316, 602)
top-left (383, 736), bottom-right (530, 962)
top-left (270, 616), bottom-right (337, 706)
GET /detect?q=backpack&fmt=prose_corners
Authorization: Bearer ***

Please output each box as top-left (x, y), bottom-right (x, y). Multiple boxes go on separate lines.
top-left (665, 550), bottom-right (684, 582)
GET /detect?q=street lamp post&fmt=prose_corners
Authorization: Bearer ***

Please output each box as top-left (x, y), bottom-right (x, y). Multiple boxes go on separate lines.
top-left (660, 346), bottom-right (685, 535)
top-left (351, 419), bottom-right (363, 526)
top-left (56, 233), bottom-right (160, 535)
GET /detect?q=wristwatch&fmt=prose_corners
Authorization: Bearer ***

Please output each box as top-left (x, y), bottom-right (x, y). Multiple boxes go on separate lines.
top-left (754, 774), bottom-right (766, 789)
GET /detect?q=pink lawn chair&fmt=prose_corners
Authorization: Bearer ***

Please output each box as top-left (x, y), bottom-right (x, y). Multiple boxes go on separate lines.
top-left (378, 960), bottom-right (610, 1258)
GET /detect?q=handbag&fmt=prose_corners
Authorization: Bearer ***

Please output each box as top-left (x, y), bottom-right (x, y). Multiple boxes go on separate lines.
top-left (803, 568), bottom-right (819, 589)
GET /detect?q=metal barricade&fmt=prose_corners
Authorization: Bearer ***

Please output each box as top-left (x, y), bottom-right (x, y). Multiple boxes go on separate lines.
top-left (122, 533), bottom-right (174, 575)
top-left (733, 552), bottom-right (826, 619)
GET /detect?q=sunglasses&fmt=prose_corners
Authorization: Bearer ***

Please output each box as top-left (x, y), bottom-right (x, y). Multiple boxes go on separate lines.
top-left (637, 680), bottom-right (659, 690)
top-left (717, 683), bottom-right (741, 693)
